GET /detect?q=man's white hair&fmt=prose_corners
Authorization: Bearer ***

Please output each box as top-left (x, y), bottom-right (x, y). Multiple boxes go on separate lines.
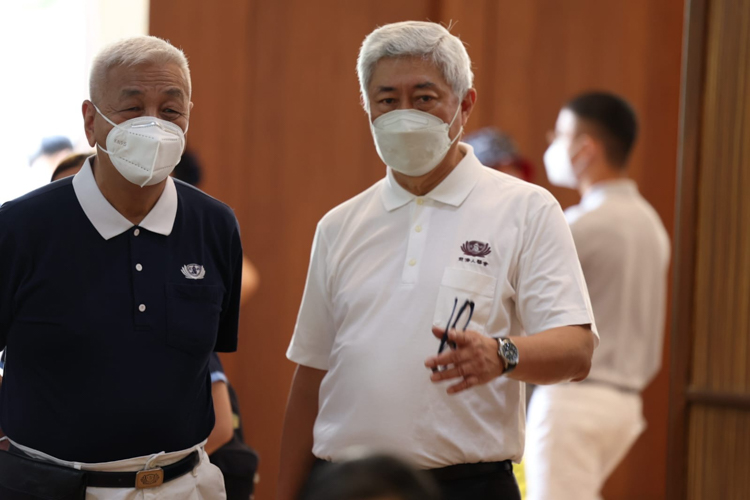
top-left (356, 21), bottom-right (473, 112)
top-left (89, 35), bottom-right (191, 104)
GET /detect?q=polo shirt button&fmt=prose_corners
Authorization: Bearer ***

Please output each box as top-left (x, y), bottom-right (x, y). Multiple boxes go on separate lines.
top-left (416, 198), bottom-right (424, 206)
top-left (134, 229), bottom-right (140, 236)
top-left (135, 264), bottom-right (143, 272)
top-left (415, 225), bottom-right (422, 233)
top-left (138, 304), bottom-right (146, 312)
top-left (408, 258), bottom-right (417, 266)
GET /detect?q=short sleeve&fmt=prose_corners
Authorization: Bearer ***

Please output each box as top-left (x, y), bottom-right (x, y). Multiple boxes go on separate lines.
top-left (515, 196), bottom-right (598, 341)
top-left (286, 223), bottom-right (335, 370)
top-left (214, 216), bottom-right (243, 353)
top-left (208, 353), bottom-right (228, 384)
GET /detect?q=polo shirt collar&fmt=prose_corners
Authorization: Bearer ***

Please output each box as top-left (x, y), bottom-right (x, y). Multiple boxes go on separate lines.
top-left (381, 142), bottom-right (483, 212)
top-left (73, 157), bottom-right (178, 240)
top-left (580, 178), bottom-right (639, 209)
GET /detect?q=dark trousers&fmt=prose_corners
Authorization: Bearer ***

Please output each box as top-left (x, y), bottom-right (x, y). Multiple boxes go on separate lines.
top-left (429, 461), bottom-right (522, 500)
top-left (309, 459), bottom-right (521, 500)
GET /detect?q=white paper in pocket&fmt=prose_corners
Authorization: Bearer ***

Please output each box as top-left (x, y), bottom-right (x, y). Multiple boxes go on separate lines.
top-left (433, 267), bottom-right (497, 335)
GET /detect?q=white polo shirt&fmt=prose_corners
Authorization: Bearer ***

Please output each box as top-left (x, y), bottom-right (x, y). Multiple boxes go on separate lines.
top-left (564, 179), bottom-right (670, 392)
top-left (287, 143), bottom-right (597, 468)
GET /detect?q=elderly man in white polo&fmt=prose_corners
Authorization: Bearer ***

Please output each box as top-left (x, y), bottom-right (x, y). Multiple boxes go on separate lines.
top-left (278, 21), bottom-right (598, 500)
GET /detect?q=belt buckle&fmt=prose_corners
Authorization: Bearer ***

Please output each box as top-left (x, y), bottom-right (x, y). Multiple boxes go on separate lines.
top-left (135, 468), bottom-right (164, 489)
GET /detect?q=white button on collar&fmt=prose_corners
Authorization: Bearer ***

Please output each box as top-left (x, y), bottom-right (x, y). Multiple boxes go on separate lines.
top-left (138, 304), bottom-right (146, 312)
top-left (134, 228), bottom-right (140, 236)
top-left (135, 264), bottom-right (143, 272)
top-left (416, 198), bottom-right (424, 206)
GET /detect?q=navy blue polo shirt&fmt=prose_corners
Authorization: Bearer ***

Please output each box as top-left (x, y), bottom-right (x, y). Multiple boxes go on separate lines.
top-left (0, 159), bottom-right (242, 463)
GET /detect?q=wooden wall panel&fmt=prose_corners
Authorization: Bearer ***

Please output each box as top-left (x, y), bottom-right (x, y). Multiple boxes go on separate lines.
top-left (151, 2), bottom-right (683, 498)
top-left (691, 0), bottom-right (750, 394)
top-left (687, 405), bottom-right (750, 500)
top-left (681, 0), bottom-right (750, 497)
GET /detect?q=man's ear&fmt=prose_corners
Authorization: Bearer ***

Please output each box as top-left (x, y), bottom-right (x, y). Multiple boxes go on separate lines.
top-left (460, 88), bottom-right (477, 126)
top-left (571, 133), bottom-right (599, 167)
top-left (82, 100), bottom-right (97, 148)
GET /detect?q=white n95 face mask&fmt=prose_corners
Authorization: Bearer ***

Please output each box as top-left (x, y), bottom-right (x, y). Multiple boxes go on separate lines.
top-left (371, 105), bottom-right (463, 177)
top-left (94, 105), bottom-right (186, 187)
top-left (543, 138), bottom-right (579, 189)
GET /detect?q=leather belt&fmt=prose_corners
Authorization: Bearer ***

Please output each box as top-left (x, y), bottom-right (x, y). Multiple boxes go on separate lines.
top-left (313, 458), bottom-right (513, 483)
top-left (87, 450), bottom-right (200, 489)
top-left (427, 460), bottom-right (513, 482)
top-left (9, 445), bottom-right (200, 489)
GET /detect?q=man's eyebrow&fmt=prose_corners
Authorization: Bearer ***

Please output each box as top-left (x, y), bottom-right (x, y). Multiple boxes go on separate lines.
top-left (163, 88), bottom-right (184, 98)
top-left (375, 85), bottom-right (396, 94)
top-left (415, 81), bottom-right (436, 90)
top-left (119, 88), bottom-right (143, 99)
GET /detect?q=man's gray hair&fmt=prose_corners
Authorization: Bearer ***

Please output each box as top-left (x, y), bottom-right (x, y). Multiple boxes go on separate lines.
top-left (89, 36), bottom-right (191, 104)
top-left (356, 21), bottom-right (473, 112)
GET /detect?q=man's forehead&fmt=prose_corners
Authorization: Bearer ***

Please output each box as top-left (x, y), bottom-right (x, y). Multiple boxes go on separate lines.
top-left (105, 63), bottom-right (190, 99)
top-left (369, 56), bottom-right (449, 90)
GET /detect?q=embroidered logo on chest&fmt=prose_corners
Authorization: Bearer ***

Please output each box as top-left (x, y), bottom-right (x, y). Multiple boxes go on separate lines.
top-left (181, 263), bottom-right (206, 280)
top-left (459, 240), bottom-right (491, 267)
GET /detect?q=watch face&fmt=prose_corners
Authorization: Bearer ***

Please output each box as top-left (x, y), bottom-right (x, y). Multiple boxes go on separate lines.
top-left (502, 341), bottom-right (519, 365)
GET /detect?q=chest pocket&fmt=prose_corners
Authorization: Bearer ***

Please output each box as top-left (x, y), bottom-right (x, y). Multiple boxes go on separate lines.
top-left (166, 283), bottom-right (224, 357)
top-left (433, 268), bottom-right (497, 335)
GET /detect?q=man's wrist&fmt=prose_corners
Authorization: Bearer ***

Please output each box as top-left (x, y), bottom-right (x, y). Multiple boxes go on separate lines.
top-left (494, 338), bottom-right (506, 376)
top-left (496, 337), bottom-right (518, 375)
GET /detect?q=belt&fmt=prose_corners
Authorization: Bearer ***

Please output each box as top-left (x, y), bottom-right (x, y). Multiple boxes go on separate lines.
top-left (313, 458), bottom-right (512, 483)
top-left (9, 445), bottom-right (200, 489)
top-left (427, 460), bottom-right (513, 482)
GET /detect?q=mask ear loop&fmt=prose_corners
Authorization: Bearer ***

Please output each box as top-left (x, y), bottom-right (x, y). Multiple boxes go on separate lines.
top-left (443, 102), bottom-right (464, 153)
top-left (92, 104), bottom-right (120, 156)
top-left (567, 136), bottom-right (591, 177)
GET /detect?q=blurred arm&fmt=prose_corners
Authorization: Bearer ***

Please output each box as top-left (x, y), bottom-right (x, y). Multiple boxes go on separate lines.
top-left (277, 364), bottom-right (326, 500)
top-left (205, 381), bottom-right (234, 455)
top-left (240, 255), bottom-right (260, 305)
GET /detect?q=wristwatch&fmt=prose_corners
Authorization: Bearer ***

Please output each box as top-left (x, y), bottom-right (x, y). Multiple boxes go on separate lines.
top-left (497, 337), bottom-right (519, 375)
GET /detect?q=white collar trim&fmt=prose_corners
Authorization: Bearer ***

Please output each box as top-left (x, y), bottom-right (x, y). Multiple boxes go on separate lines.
top-left (381, 142), bottom-right (482, 212)
top-left (72, 157), bottom-right (178, 240)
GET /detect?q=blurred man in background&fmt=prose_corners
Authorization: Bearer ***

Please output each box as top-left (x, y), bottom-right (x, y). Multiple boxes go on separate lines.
top-left (279, 21), bottom-right (597, 500)
top-left (28, 136), bottom-right (74, 186)
top-left (525, 92), bottom-right (670, 500)
top-left (463, 128), bottom-right (535, 182)
top-left (50, 153), bottom-right (91, 182)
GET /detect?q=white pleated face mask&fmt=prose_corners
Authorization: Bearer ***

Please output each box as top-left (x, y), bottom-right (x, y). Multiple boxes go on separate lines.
top-left (543, 138), bottom-right (579, 189)
top-left (94, 105), bottom-right (186, 187)
top-left (370, 105), bottom-right (463, 177)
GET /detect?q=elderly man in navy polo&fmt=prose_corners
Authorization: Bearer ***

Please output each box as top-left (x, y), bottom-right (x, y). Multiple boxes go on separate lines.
top-left (0, 36), bottom-right (241, 499)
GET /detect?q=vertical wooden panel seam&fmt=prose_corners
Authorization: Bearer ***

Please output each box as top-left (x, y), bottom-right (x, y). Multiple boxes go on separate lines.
top-left (667, 0), bottom-right (709, 497)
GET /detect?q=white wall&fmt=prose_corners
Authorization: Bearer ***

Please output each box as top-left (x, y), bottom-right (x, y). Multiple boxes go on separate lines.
top-left (0, 0), bottom-right (149, 203)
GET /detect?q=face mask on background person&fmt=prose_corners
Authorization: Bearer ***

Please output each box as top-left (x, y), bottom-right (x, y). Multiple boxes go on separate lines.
top-left (543, 137), bottom-right (584, 189)
top-left (371, 104), bottom-right (463, 177)
top-left (93, 105), bottom-right (187, 187)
